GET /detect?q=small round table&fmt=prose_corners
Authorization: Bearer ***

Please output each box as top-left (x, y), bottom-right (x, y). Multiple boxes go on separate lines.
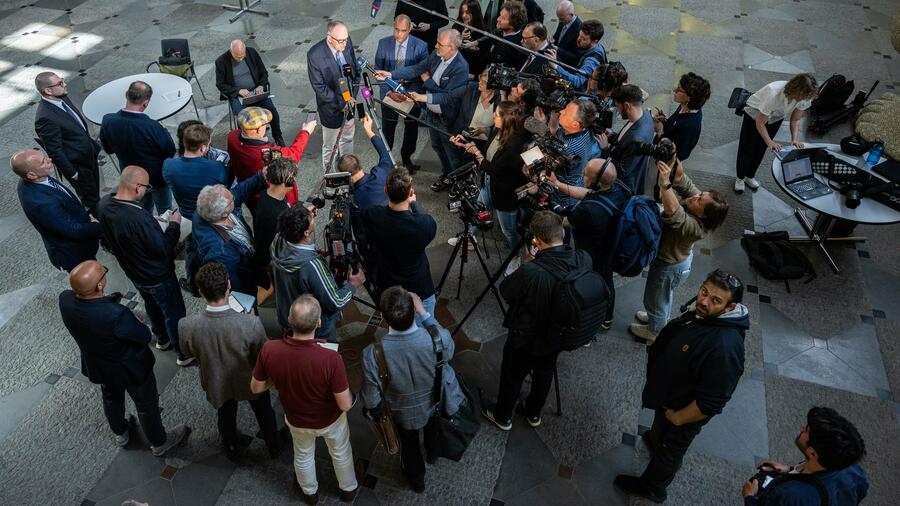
top-left (82, 73), bottom-right (193, 124)
top-left (771, 143), bottom-right (900, 272)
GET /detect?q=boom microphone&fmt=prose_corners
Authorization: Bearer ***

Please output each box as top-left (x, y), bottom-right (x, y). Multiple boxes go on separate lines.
top-left (524, 116), bottom-right (549, 136)
top-left (370, 0), bottom-right (382, 18)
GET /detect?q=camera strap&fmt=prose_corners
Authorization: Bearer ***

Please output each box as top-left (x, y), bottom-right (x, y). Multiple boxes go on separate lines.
top-left (427, 324), bottom-right (445, 408)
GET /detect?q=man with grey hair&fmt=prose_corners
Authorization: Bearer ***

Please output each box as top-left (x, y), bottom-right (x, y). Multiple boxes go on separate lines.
top-left (376, 28), bottom-right (469, 191)
top-left (215, 39), bottom-right (284, 146)
top-left (99, 81), bottom-right (177, 215)
top-left (192, 168), bottom-right (268, 298)
top-left (552, 0), bottom-right (582, 66)
top-left (307, 20), bottom-right (360, 172)
top-left (33, 71), bottom-right (102, 211)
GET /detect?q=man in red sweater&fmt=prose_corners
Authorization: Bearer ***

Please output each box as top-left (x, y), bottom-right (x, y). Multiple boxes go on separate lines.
top-left (227, 106), bottom-right (317, 213)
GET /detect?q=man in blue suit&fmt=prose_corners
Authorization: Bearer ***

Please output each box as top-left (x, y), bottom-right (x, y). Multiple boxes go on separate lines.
top-left (552, 1), bottom-right (583, 67)
top-left (605, 84), bottom-right (656, 194)
top-left (12, 148), bottom-right (101, 272)
top-left (375, 14), bottom-right (429, 173)
top-left (376, 29), bottom-right (469, 192)
top-left (100, 81), bottom-right (177, 215)
top-left (342, 114), bottom-right (392, 253)
top-left (307, 20), bottom-right (360, 172)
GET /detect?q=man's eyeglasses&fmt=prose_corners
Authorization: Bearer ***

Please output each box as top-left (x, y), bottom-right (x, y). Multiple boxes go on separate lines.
top-left (96, 265), bottom-right (109, 286)
top-left (136, 182), bottom-right (153, 190)
top-left (522, 35), bottom-right (540, 41)
top-left (48, 78), bottom-right (66, 88)
top-left (713, 269), bottom-right (742, 289)
top-left (328, 34), bottom-right (349, 44)
top-left (393, 27), bottom-right (410, 33)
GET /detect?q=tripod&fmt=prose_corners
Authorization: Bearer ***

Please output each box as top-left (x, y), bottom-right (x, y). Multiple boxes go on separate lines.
top-left (435, 221), bottom-right (506, 316)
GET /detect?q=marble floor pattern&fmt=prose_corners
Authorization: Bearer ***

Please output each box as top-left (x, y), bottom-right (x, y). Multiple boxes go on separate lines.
top-left (0, 0), bottom-right (899, 504)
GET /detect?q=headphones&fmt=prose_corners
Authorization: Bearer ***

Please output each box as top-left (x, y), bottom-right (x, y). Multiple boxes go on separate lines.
top-left (589, 158), bottom-right (614, 191)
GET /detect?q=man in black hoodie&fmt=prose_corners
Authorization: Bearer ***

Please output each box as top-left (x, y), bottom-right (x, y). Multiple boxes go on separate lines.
top-left (482, 210), bottom-right (590, 431)
top-left (615, 269), bottom-right (749, 503)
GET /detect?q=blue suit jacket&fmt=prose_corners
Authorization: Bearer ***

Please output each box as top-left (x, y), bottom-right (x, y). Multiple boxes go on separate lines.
top-left (612, 113), bottom-right (657, 194)
top-left (391, 50), bottom-right (469, 126)
top-left (374, 35), bottom-right (429, 98)
top-left (99, 110), bottom-right (176, 188)
top-left (17, 177), bottom-right (101, 271)
top-left (553, 16), bottom-right (583, 67)
top-left (307, 38), bottom-right (360, 129)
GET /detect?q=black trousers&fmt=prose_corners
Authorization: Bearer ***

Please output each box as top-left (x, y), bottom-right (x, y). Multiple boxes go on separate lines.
top-left (382, 103), bottom-right (419, 163)
top-left (101, 371), bottom-right (166, 446)
top-left (639, 409), bottom-right (707, 495)
top-left (216, 391), bottom-right (279, 451)
top-left (494, 340), bottom-right (560, 422)
top-left (736, 113), bottom-right (783, 179)
top-left (600, 264), bottom-right (615, 321)
top-left (397, 418), bottom-right (440, 485)
top-left (66, 161), bottom-right (100, 213)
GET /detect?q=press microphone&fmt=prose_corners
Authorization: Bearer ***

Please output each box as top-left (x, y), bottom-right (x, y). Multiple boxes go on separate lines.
top-left (370, 0), bottom-right (382, 18)
top-left (361, 72), bottom-right (374, 108)
top-left (524, 116), bottom-right (549, 136)
top-left (342, 63), bottom-right (353, 78)
top-left (357, 56), bottom-right (406, 94)
top-left (338, 77), bottom-right (354, 119)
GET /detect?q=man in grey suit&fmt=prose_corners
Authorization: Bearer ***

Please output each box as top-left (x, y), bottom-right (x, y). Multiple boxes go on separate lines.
top-left (178, 262), bottom-right (280, 461)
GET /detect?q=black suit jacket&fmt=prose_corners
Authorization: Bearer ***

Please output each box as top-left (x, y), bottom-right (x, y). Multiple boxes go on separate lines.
top-left (215, 47), bottom-right (270, 100)
top-left (58, 290), bottom-right (155, 386)
top-left (306, 38), bottom-right (360, 129)
top-left (552, 16), bottom-right (583, 67)
top-left (17, 177), bottom-right (101, 271)
top-left (520, 44), bottom-right (554, 75)
top-left (34, 97), bottom-right (100, 180)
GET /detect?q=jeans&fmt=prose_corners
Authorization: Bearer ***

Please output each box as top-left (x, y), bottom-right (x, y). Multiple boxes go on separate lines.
top-left (414, 294), bottom-right (437, 326)
top-left (494, 340), bottom-right (560, 422)
top-left (134, 274), bottom-right (187, 358)
top-left (101, 371), bottom-right (166, 446)
top-left (397, 419), bottom-right (440, 486)
top-left (322, 120), bottom-right (356, 172)
top-left (286, 413), bottom-right (358, 495)
top-left (639, 409), bottom-right (707, 495)
top-left (423, 110), bottom-right (463, 177)
top-left (140, 186), bottom-right (173, 216)
top-left (217, 391), bottom-right (279, 452)
top-left (229, 96), bottom-right (284, 143)
top-left (643, 255), bottom-right (693, 334)
top-left (495, 209), bottom-right (522, 252)
top-left (736, 113), bottom-right (783, 179)
top-left (382, 102), bottom-right (419, 162)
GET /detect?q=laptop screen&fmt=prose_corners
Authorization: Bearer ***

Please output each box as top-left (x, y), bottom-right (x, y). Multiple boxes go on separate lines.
top-left (783, 157), bottom-right (813, 184)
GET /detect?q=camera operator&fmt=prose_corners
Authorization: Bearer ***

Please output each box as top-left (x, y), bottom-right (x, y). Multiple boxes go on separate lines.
top-left (549, 158), bottom-right (628, 328)
top-left (743, 407), bottom-right (868, 506)
top-left (519, 22), bottom-right (553, 75)
top-left (601, 84), bottom-right (655, 194)
top-left (451, 101), bottom-right (531, 274)
top-left (548, 20), bottom-right (606, 91)
top-left (362, 167), bottom-right (438, 323)
top-left (489, 1), bottom-right (528, 71)
top-left (543, 99), bottom-right (601, 208)
top-left (482, 211), bottom-right (590, 431)
top-left (343, 114), bottom-right (392, 252)
top-left (629, 156), bottom-right (729, 344)
top-left (506, 77), bottom-right (541, 117)
top-left (587, 61), bottom-right (628, 102)
top-left (270, 204), bottom-right (366, 342)
top-left (653, 72), bottom-right (711, 161)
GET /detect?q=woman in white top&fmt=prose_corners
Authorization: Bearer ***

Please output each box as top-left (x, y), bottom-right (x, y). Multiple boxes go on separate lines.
top-left (734, 74), bottom-right (818, 194)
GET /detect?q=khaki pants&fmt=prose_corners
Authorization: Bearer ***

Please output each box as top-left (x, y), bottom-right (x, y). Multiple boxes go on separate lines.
top-left (286, 412), bottom-right (358, 495)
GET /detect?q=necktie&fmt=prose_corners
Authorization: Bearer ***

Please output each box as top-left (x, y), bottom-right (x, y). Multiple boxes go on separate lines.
top-left (49, 177), bottom-right (78, 202)
top-left (61, 100), bottom-right (86, 131)
top-left (335, 50), bottom-right (346, 68)
top-left (396, 44), bottom-right (405, 69)
top-left (521, 55), bottom-right (533, 71)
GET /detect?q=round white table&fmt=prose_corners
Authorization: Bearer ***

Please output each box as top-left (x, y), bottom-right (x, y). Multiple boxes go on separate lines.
top-left (82, 73), bottom-right (193, 124)
top-left (771, 142), bottom-right (900, 272)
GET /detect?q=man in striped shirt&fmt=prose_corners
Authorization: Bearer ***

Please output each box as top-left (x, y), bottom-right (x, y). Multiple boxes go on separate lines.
top-left (270, 204), bottom-right (366, 342)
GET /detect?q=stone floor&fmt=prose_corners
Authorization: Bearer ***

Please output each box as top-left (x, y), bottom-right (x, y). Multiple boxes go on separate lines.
top-left (0, 0), bottom-right (899, 504)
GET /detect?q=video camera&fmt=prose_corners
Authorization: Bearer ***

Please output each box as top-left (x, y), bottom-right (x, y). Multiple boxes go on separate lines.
top-left (313, 172), bottom-right (359, 285)
top-left (447, 162), bottom-right (493, 230)
top-left (516, 142), bottom-right (574, 215)
top-left (486, 64), bottom-right (526, 92)
top-left (534, 72), bottom-right (615, 131)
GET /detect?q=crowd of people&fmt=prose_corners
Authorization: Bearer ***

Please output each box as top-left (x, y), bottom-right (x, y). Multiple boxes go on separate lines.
top-left (12, 1), bottom-right (870, 504)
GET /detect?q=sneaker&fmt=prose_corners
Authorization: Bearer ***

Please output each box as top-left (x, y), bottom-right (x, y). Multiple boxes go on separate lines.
top-left (514, 403), bottom-right (541, 427)
top-left (114, 414), bottom-right (135, 447)
top-left (635, 310), bottom-right (649, 324)
top-left (600, 319), bottom-right (613, 330)
top-left (744, 177), bottom-right (761, 191)
top-left (155, 339), bottom-right (172, 351)
top-left (629, 323), bottom-right (658, 344)
top-left (448, 236), bottom-right (476, 250)
top-left (733, 177), bottom-right (745, 194)
top-left (448, 187), bottom-right (460, 199)
top-left (614, 475), bottom-right (667, 503)
top-left (481, 407), bottom-right (512, 431)
top-left (340, 488), bottom-right (358, 502)
top-left (151, 424), bottom-right (191, 457)
top-left (431, 177), bottom-right (451, 192)
top-left (176, 356), bottom-right (196, 367)
top-left (504, 257), bottom-right (521, 276)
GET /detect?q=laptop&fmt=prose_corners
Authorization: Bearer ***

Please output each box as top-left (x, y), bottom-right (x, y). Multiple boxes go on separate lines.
top-left (240, 90), bottom-right (273, 106)
top-left (776, 147), bottom-right (823, 163)
top-left (783, 156), bottom-right (833, 200)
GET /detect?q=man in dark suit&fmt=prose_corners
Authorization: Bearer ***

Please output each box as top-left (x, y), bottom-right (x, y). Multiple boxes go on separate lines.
top-left (375, 14), bottom-right (429, 172)
top-left (215, 39), bottom-right (284, 146)
top-left (307, 20), bottom-right (360, 172)
top-left (99, 81), bottom-right (176, 215)
top-left (376, 29), bottom-right (469, 192)
top-left (12, 148), bottom-right (101, 271)
top-left (605, 84), bottom-right (656, 194)
top-left (33, 72), bottom-right (102, 212)
top-left (552, 1), bottom-right (582, 67)
top-left (520, 22), bottom-right (553, 75)
top-left (394, 0), bottom-right (448, 51)
top-left (59, 260), bottom-right (190, 456)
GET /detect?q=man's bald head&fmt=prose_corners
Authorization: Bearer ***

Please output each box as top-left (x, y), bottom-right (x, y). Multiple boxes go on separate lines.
top-left (584, 158), bottom-right (617, 190)
top-left (10, 148), bottom-right (52, 180)
top-left (557, 1), bottom-right (575, 23)
top-left (120, 165), bottom-right (149, 186)
top-left (230, 39), bottom-right (246, 61)
top-left (70, 260), bottom-right (107, 297)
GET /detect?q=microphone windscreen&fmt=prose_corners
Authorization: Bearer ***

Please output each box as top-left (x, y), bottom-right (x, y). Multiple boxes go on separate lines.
top-left (524, 116), bottom-right (549, 136)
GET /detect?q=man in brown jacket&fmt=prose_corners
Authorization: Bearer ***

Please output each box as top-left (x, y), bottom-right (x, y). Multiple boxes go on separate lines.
top-left (179, 262), bottom-right (280, 460)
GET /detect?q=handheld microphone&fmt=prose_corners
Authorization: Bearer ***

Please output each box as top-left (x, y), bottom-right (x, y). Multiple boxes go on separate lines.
top-left (338, 77), bottom-right (354, 119)
top-left (370, 0), bottom-right (382, 18)
top-left (342, 63), bottom-right (353, 78)
top-left (357, 56), bottom-right (406, 94)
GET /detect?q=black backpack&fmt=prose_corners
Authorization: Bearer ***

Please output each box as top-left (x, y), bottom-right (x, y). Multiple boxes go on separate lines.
top-left (758, 473), bottom-right (830, 506)
top-left (740, 231), bottom-right (816, 292)
top-left (534, 254), bottom-right (610, 351)
top-left (810, 74), bottom-right (855, 115)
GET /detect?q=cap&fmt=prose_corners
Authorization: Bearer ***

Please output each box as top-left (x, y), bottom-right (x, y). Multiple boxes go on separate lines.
top-left (236, 106), bottom-right (272, 130)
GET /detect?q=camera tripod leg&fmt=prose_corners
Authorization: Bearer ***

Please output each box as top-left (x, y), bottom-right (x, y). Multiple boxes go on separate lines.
top-left (553, 365), bottom-right (562, 416)
top-left (436, 232), bottom-right (466, 297)
top-left (352, 295), bottom-right (377, 311)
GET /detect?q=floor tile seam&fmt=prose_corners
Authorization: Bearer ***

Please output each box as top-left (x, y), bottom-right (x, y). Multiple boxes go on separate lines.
top-left (764, 340), bottom-right (816, 367)
top-left (86, 471), bottom-right (164, 504)
top-left (823, 345), bottom-right (888, 395)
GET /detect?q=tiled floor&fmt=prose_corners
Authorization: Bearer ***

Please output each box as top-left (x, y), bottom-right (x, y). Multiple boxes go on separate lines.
top-left (0, 0), bottom-right (899, 504)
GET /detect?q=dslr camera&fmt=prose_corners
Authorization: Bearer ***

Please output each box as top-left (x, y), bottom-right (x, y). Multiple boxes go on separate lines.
top-left (634, 137), bottom-right (677, 163)
top-left (447, 162), bottom-right (493, 230)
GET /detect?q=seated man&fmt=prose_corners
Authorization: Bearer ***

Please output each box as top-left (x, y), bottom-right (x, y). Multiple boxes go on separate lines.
top-left (342, 114), bottom-right (392, 252)
top-left (270, 205), bottom-right (366, 342)
top-left (215, 39), bottom-right (285, 146)
top-left (550, 19), bottom-right (607, 90)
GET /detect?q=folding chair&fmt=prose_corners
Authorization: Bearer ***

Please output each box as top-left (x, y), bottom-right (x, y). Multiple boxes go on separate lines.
top-left (146, 38), bottom-right (206, 118)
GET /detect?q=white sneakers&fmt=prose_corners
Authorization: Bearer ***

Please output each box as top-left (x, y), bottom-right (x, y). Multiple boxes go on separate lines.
top-left (744, 177), bottom-right (761, 190)
top-left (447, 236), bottom-right (476, 250)
top-left (734, 178), bottom-right (745, 194)
top-left (735, 177), bottom-right (761, 193)
top-left (635, 311), bottom-right (649, 324)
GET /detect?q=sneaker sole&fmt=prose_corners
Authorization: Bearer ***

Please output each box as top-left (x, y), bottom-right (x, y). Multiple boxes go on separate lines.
top-left (482, 410), bottom-right (512, 431)
top-left (527, 418), bottom-right (541, 428)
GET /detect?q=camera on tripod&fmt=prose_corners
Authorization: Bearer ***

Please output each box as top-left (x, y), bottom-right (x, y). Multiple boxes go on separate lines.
top-left (314, 171), bottom-right (359, 284)
top-left (446, 162), bottom-right (493, 230)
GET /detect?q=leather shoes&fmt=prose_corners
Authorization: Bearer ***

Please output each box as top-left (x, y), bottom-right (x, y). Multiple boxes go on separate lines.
top-left (403, 160), bottom-right (421, 173)
top-left (294, 482), bottom-right (318, 505)
top-left (614, 475), bottom-right (666, 503)
top-left (339, 488), bottom-right (358, 502)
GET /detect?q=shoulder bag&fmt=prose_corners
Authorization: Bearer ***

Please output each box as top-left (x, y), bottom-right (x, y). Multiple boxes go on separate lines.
top-left (365, 338), bottom-right (401, 455)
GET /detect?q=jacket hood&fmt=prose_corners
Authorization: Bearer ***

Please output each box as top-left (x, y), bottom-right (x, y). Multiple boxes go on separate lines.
top-left (270, 235), bottom-right (317, 273)
top-left (694, 303), bottom-right (750, 331)
top-left (533, 245), bottom-right (587, 272)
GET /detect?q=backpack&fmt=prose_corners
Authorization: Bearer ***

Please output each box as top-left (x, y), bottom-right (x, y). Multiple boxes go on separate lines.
top-left (586, 181), bottom-right (663, 277)
top-left (740, 231), bottom-right (816, 292)
top-left (758, 472), bottom-right (830, 506)
top-left (533, 254), bottom-right (610, 351)
top-left (810, 74), bottom-right (855, 115)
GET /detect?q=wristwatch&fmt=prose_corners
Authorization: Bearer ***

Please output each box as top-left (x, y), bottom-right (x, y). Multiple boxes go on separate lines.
top-left (662, 182), bottom-right (673, 190)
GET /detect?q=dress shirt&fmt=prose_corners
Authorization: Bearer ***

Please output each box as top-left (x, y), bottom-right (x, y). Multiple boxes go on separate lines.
top-left (558, 17), bottom-right (577, 41)
top-left (42, 96), bottom-right (86, 131)
top-left (426, 51), bottom-right (458, 115)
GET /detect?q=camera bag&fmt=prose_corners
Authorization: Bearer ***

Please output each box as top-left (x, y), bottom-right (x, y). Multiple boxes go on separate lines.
top-left (533, 255), bottom-right (610, 351)
top-left (740, 231), bottom-right (817, 292)
top-left (810, 74), bottom-right (855, 115)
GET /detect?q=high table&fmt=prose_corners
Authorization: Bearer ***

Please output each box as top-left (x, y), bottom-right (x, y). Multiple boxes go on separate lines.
top-left (82, 73), bottom-right (193, 125)
top-left (771, 143), bottom-right (900, 273)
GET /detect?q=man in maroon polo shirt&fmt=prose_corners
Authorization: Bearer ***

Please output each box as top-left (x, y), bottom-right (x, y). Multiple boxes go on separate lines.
top-left (250, 294), bottom-right (357, 504)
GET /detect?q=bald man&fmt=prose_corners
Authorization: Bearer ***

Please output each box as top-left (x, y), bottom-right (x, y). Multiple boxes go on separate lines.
top-left (215, 39), bottom-right (284, 145)
top-left (552, 1), bottom-right (583, 66)
top-left (95, 166), bottom-right (191, 365)
top-left (12, 148), bottom-right (101, 271)
top-left (59, 260), bottom-right (190, 456)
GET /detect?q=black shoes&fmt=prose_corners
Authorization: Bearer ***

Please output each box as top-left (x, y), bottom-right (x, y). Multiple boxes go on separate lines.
top-left (431, 176), bottom-right (451, 192)
top-left (613, 475), bottom-right (667, 503)
top-left (403, 160), bottom-right (421, 174)
top-left (340, 488), bottom-right (358, 502)
top-left (179, 277), bottom-right (199, 297)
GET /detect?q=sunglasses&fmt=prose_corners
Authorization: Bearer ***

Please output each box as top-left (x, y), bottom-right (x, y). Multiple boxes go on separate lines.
top-left (713, 269), bottom-right (742, 289)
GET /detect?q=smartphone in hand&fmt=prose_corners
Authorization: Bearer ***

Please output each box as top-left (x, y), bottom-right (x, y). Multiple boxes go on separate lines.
top-left (305, 112), bottom-right (318, 123)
